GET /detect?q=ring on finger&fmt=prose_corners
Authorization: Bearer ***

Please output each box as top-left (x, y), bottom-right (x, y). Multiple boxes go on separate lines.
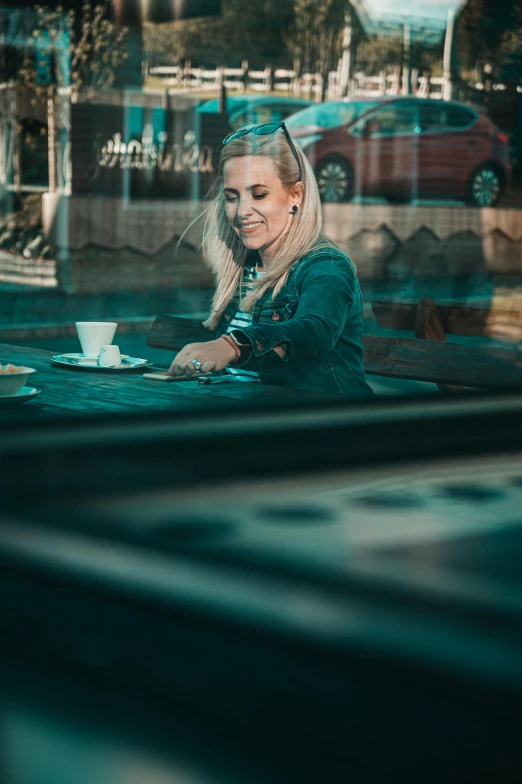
top-left (192, 359), bottom-right (202, 372)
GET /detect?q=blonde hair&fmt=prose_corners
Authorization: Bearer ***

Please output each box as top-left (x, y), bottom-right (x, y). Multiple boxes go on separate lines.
top-left (195, 130), bottom-right (331, 330)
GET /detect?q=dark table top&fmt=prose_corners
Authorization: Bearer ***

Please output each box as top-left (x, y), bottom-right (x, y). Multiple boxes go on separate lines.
top-left (0, 343), bottom-right (330, 419)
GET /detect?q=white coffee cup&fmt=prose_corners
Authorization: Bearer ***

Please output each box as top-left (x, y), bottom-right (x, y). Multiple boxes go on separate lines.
top-left (98, 345), bottom-right (122, 368)
top-left (76, 322), bottom-right (117, 358)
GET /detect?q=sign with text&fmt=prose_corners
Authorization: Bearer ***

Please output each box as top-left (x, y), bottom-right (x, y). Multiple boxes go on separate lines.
top-left (71, 103), bottom-right (229, 199)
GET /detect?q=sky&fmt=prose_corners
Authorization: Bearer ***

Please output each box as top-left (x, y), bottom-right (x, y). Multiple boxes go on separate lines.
top-left (351, 0), bottom-right (465, 40)
top-left (360, 0), bottom-right (464, 22)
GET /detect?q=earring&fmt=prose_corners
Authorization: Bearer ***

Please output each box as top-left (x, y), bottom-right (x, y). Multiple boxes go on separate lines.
top-left (291, 205), bottom-right (298, 215)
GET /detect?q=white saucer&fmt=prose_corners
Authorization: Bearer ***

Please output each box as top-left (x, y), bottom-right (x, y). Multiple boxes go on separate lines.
top-left (0, 386), bottom-right (40, 404)
top-left (53, 352), bottom-right (130, 367)
top-left (51, 354), bottom-right (151, 371)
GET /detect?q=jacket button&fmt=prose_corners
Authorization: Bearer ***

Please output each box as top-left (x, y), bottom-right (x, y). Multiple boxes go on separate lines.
top-left (256, 342), bottom-right (264, 351)
top-left (224, 314), bottom-right (231, 320)
top-left (271, 311), bottom-right (280, 321)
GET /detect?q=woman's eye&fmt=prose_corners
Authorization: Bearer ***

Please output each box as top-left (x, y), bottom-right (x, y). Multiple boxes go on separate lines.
top-left (224, 196), bottom-right (237, 203)
top-left (253, 193), bottom-right (268, 200)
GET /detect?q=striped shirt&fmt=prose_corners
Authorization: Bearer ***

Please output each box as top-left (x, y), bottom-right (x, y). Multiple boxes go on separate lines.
top-left (225, 265), bottom-right (264, 383)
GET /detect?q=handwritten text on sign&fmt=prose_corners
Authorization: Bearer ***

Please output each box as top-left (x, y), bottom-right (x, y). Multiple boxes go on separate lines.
top-left (88, 126), bottom-right (214, 181)
top-left (71, 104), bottom-right (229, 197)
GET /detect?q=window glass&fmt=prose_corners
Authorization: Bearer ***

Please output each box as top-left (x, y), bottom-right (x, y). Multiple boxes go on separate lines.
top-left (421, 103), bottom-right (477, 131)
top-left (367, 102), bottom-right (420, 135)
top-left (0, 0), bottom-right (520, 427)
top-left (235, 103), bottom-right (296, 127)
top-left (3, 10), bottom-right (522, 778)
top-left (286, 101), bottom-right (380, 129)
top-left (445, 105), bottom-right (477, 128)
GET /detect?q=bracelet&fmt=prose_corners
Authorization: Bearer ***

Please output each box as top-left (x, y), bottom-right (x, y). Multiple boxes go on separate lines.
top-left (220, 333), bottom-right (241, 363)
top-left (229, 331), bottom-right (253, 365)
top-left (229, 331), bottom-right (252, 349)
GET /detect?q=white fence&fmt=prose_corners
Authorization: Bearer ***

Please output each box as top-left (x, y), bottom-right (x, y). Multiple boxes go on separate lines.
top-left (148, 64), bottom-right (308, 94)
top-left (351, 72), bottom-right (445, 99)
top-left (148, 62), bottom-right (451, 100)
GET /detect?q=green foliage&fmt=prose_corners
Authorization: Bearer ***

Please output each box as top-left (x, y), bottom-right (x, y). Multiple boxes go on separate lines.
top-left (356, 35), bottom-right (442, 75)
top-left (18, 2), bottom-right (129, 99)
top-left (285, 0), bottom-right (351, 79)
top-left (356, 36), bottom-right (402, 74)
top-left (144, 0), bottom-right (294, 69)
top-left (143, 0), bottom-right (355, 98)
top-left (144, 0), bottom-right (442, 86)
top-left (497, 5), bottom-right (522, 83)
top-left (457, 0), bottom-right (522, 75)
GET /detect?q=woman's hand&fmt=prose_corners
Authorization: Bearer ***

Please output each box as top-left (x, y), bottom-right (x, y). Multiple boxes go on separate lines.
top-left (168, 339), bottom-right (237, 377)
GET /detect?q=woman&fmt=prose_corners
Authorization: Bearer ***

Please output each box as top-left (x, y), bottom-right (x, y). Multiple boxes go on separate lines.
top-left (169, 122), bottom-right (373, 398)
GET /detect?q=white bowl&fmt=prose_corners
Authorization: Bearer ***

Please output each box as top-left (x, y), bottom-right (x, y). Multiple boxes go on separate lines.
top-left (0, 365), bottom-right (37, 396)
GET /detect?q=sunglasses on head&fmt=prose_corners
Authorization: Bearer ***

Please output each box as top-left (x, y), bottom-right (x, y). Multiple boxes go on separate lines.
top-left (222, 121), bottom-right (303, 182)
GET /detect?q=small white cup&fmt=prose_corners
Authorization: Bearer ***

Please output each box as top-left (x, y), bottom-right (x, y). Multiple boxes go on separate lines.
top-left (76, 322), bottom-right (117, 358)
top-left (98, 345), bottom-right (122, 368)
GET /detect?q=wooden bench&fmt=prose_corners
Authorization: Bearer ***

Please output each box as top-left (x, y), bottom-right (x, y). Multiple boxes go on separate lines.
top-left (361, 335), bottom-right (522, 389)
top-left (371, 296), bottom-right (522, 391)
top-left (147, 309), bottom-right (522, 391)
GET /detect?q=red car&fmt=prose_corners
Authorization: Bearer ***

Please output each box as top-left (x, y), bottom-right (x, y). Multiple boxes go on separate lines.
top-left (287, 96), bottom-right (511, 206)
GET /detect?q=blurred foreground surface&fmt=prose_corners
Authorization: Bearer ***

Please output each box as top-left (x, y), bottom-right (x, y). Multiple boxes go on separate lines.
top-left (2, 398), bottom-right (522, 782)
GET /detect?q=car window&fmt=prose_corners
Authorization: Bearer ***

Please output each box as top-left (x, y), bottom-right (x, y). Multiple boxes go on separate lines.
top-left (286, 101), bottom-right (379, 129)
top-left (420, 104), bottom-right (477, 132)
top-left (363, 103), bottom-right (420, 136)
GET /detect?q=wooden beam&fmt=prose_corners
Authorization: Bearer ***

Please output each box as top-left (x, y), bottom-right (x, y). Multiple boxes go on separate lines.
top-left (372, 299), bottom-right (522, 341)
top-left (414, 298), bottom-right (447, 342)
top-left (362, 335), bottom-right (522, 389)
top-left (414, 298), bottom-right (463, 393)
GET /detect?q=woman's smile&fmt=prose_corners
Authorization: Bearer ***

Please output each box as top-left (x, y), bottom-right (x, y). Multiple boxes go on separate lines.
top-left (238, 221), bottom-right (264, 234)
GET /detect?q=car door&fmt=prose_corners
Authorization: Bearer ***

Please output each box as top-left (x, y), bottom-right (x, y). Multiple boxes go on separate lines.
top-left (350, 101), bottom-right (421, 200)
top-left (417, 103), bottom-right (481, 199)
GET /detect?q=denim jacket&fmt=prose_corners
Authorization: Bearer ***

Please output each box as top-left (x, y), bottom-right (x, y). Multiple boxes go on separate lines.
top-left (215, 245), bottom-right (374, 399)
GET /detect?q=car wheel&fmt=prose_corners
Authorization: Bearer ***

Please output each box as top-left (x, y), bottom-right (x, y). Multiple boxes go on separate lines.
top-left (315, 157), bottom-right (353, 202)
top-left (466, 165), bottom-right (503, 207)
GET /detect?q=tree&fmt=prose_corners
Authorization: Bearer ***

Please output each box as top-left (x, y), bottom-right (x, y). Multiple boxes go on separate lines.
top-left (17, 2), bottom-right (128, 192)
top-left (456, 0), bottom-right (522, 176)
top-left (355, 36), bottom-right (403, 75)
top-left (144, 0), bottom-right (294, 69)
top-left (19, 2), bottom-right (129, 100)
top-left (457, 0), bottom-right (521, 75)
top-left (494, 4), bottom-right (522, 84)
top-left (286, 0), bottom-right (352, 99)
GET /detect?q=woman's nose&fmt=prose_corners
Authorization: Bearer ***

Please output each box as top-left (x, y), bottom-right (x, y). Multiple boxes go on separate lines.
top-left (237, 198), bottom-right (254, 218)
